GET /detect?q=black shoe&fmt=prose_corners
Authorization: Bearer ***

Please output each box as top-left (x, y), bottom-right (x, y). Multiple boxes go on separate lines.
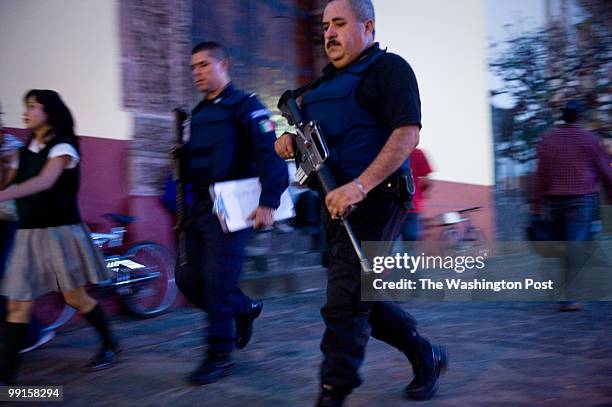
top-left (315, 387), bottom-right (346, 407)
top-left (82, 345), bottom-right (121, 371)
top-left (188, 354), bottom-right (233, 385)
top-left (404, 344), bottom-right (448, 400)
top-left (235, 299), bottom-right (263, 350)
top-left (558, 301), bottom-right (584, 312)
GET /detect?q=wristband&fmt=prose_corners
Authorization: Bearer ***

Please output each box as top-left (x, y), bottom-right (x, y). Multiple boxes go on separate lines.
top-left (353, 178), bottom-right (367, 198)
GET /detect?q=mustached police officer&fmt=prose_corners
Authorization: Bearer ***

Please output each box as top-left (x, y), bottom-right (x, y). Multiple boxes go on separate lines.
top-left (176, 41), bottom-right (288, 385)
top-left (275, 1), bottom-right (447, 405)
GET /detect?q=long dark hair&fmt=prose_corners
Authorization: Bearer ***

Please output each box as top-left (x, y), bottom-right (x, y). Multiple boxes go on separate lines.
top-left (24, 89), bottom-right (79, 149)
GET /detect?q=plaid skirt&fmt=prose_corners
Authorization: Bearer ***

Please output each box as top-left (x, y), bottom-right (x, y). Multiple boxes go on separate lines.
top-left (0, 223), bottom-right (109, 301)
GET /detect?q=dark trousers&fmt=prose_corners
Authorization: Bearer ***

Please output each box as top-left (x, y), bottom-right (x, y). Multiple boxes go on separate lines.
top-left (1, 220), bottom-right (18, 323)
top-left (401, 211), bottom-right (422, 241)
top-left (320, 200), bottom-right (421, 392)
top-left (546, 194), bottom-right (598, 242)
top-left (545, 194), bottom-right (599, 299)
top-left (175, 202), bottom-right (252, 354)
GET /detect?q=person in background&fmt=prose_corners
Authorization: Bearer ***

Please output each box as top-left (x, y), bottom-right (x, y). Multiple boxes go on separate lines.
top-left (532, 100), bottom-right (612, 311)
top-left (402, 148), bottom-right (433, 241)
top-left (0, 99), bottom-right (54, 355)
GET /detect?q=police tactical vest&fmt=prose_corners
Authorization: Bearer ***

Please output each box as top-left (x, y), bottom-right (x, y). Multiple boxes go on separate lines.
top-left (300, 47), bottom-right (410, 186)
top-left (186, 89), bottom-right (250, 190)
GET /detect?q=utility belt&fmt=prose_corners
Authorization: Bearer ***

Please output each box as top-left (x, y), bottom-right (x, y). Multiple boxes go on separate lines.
top-left (369, 169), bottom-right (415, 210)
top-left (317, 168), bottom-right (414, 210)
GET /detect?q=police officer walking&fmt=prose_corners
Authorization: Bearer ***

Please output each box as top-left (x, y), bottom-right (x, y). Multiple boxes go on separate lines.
top-left (176, 41), bottom-right (288, 385)
top-left (275, 1), bottom-right (446, 405)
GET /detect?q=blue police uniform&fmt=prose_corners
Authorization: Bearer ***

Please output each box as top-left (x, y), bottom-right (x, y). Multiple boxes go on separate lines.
top-left (301, 47), bottom-right (432, 394)
top-left (176, 83), bottom-right (288, 355)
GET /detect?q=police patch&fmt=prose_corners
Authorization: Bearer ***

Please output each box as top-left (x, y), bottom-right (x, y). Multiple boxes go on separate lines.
top-left (258, 119), bottom-right (275, 133)
top-left (250, 109), bottom-right (270, 120)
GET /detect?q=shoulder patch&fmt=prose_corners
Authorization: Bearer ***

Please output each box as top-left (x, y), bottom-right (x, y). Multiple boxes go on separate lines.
top-left (250, 108), bottom-right (270, 120)
top-left (258, 119), bottom-right (275, 134)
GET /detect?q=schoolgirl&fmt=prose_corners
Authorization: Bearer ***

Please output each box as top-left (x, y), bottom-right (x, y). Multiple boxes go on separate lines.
top-left (0, 90), bottom-right (120, 384)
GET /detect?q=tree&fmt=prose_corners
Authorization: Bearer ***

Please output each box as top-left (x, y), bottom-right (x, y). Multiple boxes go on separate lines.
top-left (490, 0), bottom-right (611, 166)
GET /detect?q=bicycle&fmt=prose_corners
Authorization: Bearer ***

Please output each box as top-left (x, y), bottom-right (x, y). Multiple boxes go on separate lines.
top-left (435, 206), bottom-right (486, 256)
top-left (33, 213), bottom-right (178, 332)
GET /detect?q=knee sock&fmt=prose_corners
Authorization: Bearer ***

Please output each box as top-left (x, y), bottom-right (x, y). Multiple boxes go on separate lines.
top-left (82, 304), bottom-right (116, 349)
top-left (0, 322), bottom-right (29, 384)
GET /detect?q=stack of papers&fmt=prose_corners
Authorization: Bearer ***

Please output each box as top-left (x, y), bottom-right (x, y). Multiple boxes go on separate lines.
top-left (210, 177), bottom-right (295, 233)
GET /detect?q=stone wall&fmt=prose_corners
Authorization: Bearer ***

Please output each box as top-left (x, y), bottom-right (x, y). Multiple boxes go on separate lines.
top-left (193, 0), bottom-right (324, 134)
top-left (120, 0), bottom-right (327, 195)
top-left (119, 0), bottom-right (192, 195)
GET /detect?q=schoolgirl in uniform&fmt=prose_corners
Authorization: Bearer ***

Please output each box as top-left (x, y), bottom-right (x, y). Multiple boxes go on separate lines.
top-left (0, 90), bottom-right (120, 384)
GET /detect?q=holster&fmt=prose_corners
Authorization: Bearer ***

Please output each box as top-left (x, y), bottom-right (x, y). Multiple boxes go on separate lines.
top-left (372, 169), bottom-right (415, 210)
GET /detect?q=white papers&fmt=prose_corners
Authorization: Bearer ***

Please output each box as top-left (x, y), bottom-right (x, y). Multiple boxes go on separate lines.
top-left (210, 177), bottom-right (295, 233)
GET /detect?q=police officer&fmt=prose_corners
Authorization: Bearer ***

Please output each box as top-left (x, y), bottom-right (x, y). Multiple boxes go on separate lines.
top-left (176, 41), bottom-right (288, 385)
top-left (275, 1), bottom-right (446, 405)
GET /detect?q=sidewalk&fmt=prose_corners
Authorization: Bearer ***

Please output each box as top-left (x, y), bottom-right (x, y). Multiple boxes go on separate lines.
top-left (15, 290), bottom-right (612, 406)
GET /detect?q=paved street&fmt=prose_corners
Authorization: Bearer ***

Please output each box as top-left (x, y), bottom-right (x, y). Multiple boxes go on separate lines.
top-left (14, 289), bottom-right (612, 407)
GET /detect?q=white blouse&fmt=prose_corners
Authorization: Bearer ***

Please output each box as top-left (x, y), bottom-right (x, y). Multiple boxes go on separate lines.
top-left (9, 139), bottom-right (80, 170)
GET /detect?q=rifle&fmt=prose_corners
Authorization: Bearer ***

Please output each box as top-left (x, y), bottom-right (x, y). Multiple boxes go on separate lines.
top-left (172, 108), bottom-right (189, 267)
top-left (278, 90), bottom-right (373, 273)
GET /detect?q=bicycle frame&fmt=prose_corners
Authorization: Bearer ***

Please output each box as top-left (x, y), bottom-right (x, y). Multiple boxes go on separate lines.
top-left (91, 230), bottom-right (161, 290)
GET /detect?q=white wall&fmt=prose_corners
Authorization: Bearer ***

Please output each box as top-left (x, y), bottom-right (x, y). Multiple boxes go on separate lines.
top-left (374, 0), bottom-right (494, 186)
top-left (0, 0), bottom-right (131, 140)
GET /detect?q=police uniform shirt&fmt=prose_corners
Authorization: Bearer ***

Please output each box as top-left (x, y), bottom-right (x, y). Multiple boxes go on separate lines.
top-left (189, 83), bottom-right (288, 209)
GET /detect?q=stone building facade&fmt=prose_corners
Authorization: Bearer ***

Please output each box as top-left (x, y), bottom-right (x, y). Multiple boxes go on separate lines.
top-left (119, 0), bottom-right (326, 196)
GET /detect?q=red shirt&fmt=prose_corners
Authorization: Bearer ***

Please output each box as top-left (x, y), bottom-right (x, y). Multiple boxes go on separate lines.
top-left (533, 124), bottom-right (612, 210)
top-left (409, 148), bottom-right (432, 212)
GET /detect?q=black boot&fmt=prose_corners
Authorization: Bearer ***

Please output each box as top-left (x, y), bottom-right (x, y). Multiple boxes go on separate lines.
top-left (0, 322), bottom-right (29, 385)
top-left (403, 340), bottom-right (448, 400)
top-left (188, 352), bottom-right (233, 385)
top-left (235, 299), bottom-right (263, 350)
top-left (315, 385), bottom-right (348, 407)
top-left (81, 304), bottom-right (120, 370)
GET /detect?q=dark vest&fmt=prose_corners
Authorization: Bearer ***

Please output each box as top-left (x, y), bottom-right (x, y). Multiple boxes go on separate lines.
top-left (13, 136), bottom-right (81, 229)
top-left (300, 47), bottom-right (410, 187)
top-left (186, 89), bottom-right (251, 192)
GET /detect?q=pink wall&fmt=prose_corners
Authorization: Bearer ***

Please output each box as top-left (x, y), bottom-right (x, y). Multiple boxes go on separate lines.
top-left (421, 180), bottom-right (495, 242)
top-left (78, 137), bottom-right (131, 232)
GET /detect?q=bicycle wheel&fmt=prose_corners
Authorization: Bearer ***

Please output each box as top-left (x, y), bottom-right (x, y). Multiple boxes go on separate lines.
top-left (32, 293), bottom-right (76, 331)
top-left (120, 241), bottom-right (177, 318)
top-left (439, 226), bottom-right (463, 257)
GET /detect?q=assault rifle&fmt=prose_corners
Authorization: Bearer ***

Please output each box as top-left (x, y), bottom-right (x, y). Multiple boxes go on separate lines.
top-left (278, 90), bottom-right (372, 273)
